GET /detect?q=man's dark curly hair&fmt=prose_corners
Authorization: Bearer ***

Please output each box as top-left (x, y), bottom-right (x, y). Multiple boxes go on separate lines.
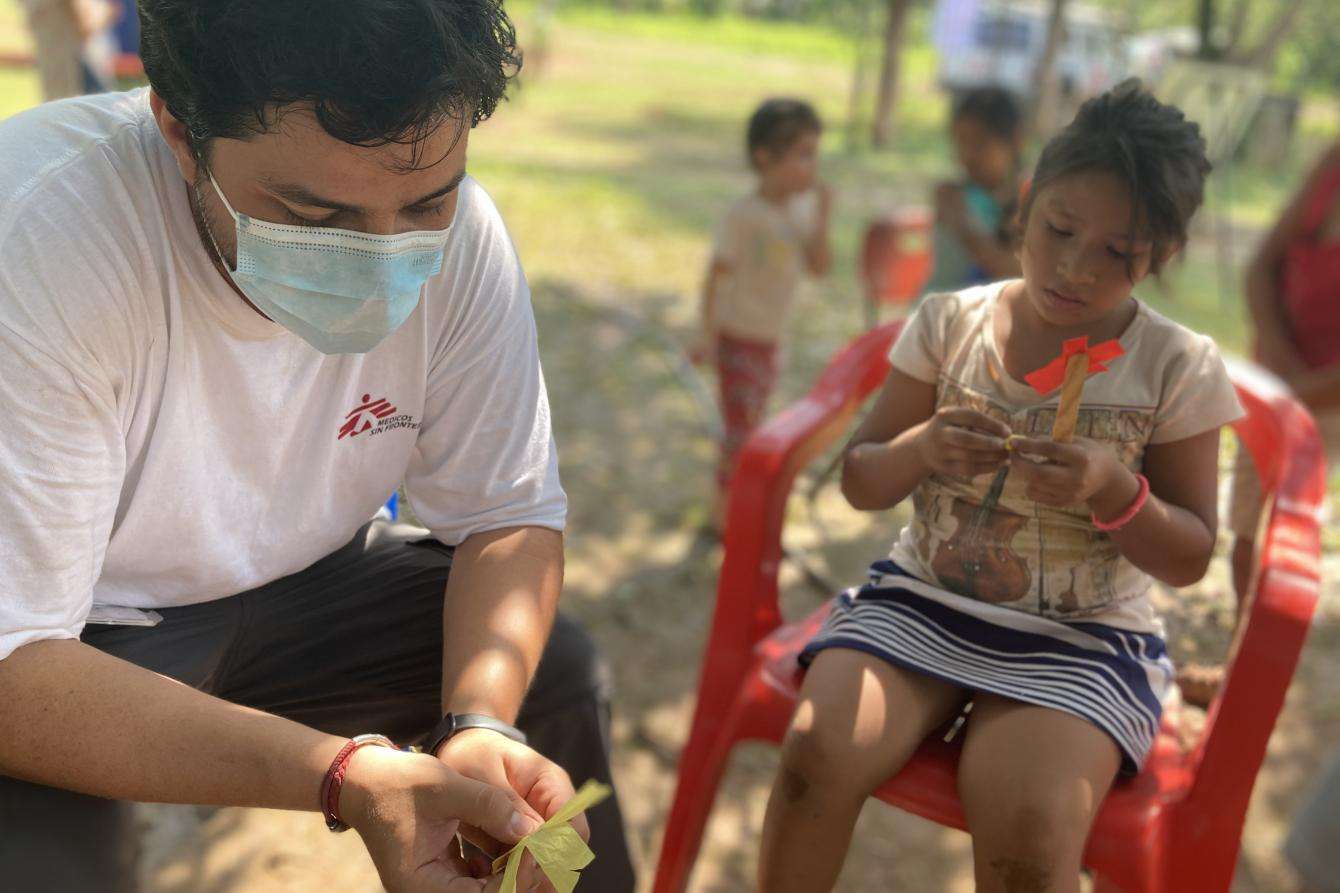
top-left (138, 0), bottom-right (521, 164)
top-left (1022, 78), bottom-right (1211, 276)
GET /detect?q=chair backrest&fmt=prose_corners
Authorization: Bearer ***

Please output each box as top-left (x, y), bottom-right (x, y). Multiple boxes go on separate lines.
top-left (1171, 359), bottom-right (1326, 863)
top-left (860, 212), bottom-right (933, 309)
top-left (714, 322), bottom-right (903, 654)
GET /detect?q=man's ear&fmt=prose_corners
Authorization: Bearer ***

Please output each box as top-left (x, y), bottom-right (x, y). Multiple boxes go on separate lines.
top-left (149, 89), bottom-right (201, 183)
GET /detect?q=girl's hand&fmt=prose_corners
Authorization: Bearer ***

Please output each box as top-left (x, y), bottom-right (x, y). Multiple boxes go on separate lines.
top-left (1007, 437), bottom-right (1138, 513)
top-left (915, 407), bottom-right (1011, 479)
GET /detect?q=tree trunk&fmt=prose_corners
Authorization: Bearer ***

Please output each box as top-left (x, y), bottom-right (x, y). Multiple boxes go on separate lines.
top-left (845, 2), bottom-right (873, 152)
top-left (1029, 0), bottom-right (1068, 142)
top-left (1222, 0), bottom-right (1251, 57)
top-left (870, 0), bottom-right (912, 149)
top-left (1237, 0), bottom-right (1307, 68)
top-left (1197, 0), bottom-right (1218, 60)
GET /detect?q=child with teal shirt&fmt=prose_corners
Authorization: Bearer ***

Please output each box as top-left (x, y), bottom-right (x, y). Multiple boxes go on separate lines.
top-left (924, 86), bottom-right (1025, 294)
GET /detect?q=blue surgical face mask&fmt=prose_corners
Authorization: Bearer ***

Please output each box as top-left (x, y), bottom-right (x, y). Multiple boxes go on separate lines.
top-left (202, 172), bottom-right (452, 354)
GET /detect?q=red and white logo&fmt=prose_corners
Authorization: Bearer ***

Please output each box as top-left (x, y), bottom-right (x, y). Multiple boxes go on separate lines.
top-left (339, 393), bottom-right (418, 440)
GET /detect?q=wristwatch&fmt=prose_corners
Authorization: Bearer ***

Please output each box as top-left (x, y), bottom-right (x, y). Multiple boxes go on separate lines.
top-left (421, 712), bottom-right (528, 756)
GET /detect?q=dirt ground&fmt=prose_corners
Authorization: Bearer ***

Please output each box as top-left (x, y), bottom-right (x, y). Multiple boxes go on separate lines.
top-left (131, 282), bottom-right (1339, 893)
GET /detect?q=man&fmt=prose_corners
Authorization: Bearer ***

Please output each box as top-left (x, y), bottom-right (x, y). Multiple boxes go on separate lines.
top-left (0, 1), bottom-right (635, 891)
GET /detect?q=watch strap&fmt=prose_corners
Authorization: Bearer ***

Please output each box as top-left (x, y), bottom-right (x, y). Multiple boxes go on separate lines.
top-left (422, 712), bottom-right (527, 756)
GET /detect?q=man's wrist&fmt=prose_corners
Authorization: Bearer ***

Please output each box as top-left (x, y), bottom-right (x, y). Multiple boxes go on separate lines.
top-left (424, 712), bottom-right (527, 758)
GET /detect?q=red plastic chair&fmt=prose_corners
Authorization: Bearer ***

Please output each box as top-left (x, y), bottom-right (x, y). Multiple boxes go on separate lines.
top-left (652, 321), bottom-right (1326, 893)
top-left (860, 210), bottom-right (933, 329)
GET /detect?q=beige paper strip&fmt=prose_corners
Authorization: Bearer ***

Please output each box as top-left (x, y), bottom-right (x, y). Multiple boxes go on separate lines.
top-left (1049, 352), bottom-right (1090, 443)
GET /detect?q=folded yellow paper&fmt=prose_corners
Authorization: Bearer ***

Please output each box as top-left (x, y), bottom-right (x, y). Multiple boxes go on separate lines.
top-left (492, 780), bottom-right (612, 893)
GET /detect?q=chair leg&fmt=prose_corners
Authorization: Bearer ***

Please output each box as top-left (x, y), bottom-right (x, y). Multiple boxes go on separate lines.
top-left (651, 699), bottom-right (750, 893)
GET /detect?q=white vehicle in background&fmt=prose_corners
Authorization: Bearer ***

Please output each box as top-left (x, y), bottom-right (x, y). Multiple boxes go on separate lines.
top-left (932, 0), bottom-right (1127, 103)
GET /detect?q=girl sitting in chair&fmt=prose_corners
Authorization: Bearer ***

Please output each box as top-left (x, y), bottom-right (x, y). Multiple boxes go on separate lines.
top-left (759, 80), bottom-right (1241, 892)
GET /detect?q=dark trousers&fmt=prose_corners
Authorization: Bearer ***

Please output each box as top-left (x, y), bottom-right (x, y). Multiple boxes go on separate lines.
top-left (0, 521), bottom-right (635, 892)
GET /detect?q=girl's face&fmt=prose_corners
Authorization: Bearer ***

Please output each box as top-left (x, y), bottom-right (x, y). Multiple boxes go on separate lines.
top-left (1019, 170), bottom-right (1167, 328)
top-left (951, 116), bottom-right (1017, 191)
top-left (755, 129), bottom-right (820, 195)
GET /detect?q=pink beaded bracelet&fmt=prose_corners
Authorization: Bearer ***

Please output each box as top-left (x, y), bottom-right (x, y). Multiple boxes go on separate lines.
top-left (1091, 473), bottom-right (1149, 532)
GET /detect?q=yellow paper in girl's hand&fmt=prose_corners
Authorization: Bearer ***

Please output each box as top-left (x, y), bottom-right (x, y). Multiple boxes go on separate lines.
top-left (492, 780), bottom-right (612, 893)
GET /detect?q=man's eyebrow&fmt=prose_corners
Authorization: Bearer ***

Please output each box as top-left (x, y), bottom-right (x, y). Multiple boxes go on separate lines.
top-left (265, 170), bottom-right (467, 213)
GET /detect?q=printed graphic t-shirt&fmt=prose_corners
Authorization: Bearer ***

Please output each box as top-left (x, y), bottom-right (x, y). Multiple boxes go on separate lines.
top-left (886, 282), bottom-right (1243, 634)
top-left (0, 90), bottom-right (566, 661)
top-left (711, 189), bottom-right (819, 344)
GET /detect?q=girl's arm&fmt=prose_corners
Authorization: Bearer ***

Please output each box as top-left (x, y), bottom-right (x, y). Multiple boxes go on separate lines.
top-left (842, 369), bottom-right (1010, 511)
top-left (1009, 428), bottom-right (1221, 587)
top-left (1245, 144), bottom-right (1340, 379)
top-left (801, 183), bottom-right (832, 277)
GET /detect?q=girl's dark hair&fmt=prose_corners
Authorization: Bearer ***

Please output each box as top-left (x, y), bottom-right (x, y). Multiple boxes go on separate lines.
top-left (746, 98), bottom-right (822, 165)
top-left (138, 0), bottom-right (521, 165)
top-left (1022, 78), bottom-right (1211, 275)
top-left (951, 86), bottom-right (1022, 141)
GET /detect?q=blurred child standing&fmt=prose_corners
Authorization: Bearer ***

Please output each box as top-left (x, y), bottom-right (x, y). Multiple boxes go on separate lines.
top-left (923, 85), bottom-right (1025, 294)
top-left (695, 98), bottom-right (832, 529)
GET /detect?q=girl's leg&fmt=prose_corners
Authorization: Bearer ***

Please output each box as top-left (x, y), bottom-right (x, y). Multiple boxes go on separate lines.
top-left (957, 694), bottom-right (1122, 893)
top-left (759, 648), bottom-right (966, 893)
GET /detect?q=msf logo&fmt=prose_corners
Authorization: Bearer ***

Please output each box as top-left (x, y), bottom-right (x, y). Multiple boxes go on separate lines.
top-left (339, 394), bottom-right (397, 439)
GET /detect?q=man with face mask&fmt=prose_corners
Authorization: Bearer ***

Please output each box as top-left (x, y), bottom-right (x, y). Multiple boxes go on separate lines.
top-left (0, 2), bottom-right (636, 891)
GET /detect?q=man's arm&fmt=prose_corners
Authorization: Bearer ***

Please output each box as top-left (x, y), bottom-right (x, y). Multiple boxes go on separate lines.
top-left (432, 524), bottom-right (587, 845)
top-left (0, 637), bottom-right (344, 808)
top-left (0, 638), bottom-right (537, 889)
top-left (439, 524), bottom-right (563, 722)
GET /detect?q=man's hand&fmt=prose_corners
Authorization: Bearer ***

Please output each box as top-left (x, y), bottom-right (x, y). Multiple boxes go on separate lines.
top-left (1007, 437), bottom-right (1137, 516)
top-left (342, 744), bottom-right (546, 893)
top-left (437, 729), bottom-right (590, 888)
top-left (915, 407), bottom-right (1011, 479)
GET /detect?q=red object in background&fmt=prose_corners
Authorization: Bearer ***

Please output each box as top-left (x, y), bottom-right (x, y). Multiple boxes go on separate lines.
top-left (652, 321), bottom-right (1326, 893)
top-left (860, 208), bottom-right (933, 323)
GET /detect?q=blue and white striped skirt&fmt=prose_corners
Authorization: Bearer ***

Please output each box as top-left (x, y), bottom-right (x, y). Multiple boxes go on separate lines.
top-left (799, 561), bottom-right (1175, 773)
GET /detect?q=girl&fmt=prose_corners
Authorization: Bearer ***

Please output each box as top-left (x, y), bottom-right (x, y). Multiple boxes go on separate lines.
top-left (759, 80), bottom-right (1240, 892)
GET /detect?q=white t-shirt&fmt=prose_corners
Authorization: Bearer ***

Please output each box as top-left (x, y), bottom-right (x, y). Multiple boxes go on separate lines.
top-left (710, 189), bottom-right (818, 344)
top-left (886, 282), bottom-right (1243, 634)
top-left (0, 90), bottom-right (566, 662)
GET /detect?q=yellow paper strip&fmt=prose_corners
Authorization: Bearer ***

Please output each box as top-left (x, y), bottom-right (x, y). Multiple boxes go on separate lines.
top-left (493, 780), bottom-right (612, 893)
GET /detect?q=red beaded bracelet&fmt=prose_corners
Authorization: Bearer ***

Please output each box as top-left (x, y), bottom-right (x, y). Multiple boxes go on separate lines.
top-left (321, 734), bottom-right (396, 832)
top-left (1091, 473), bottom-right (1150, 532)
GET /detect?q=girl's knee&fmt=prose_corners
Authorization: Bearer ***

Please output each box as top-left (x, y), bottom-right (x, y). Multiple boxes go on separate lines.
top-left (777, 721), bottom-right (879, 803)
top-left (972, 798), bottom-right (1090, 889)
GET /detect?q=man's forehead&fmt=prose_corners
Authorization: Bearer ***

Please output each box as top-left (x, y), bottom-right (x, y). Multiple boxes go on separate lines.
top-left (233, 100), bottom-right (466, 166)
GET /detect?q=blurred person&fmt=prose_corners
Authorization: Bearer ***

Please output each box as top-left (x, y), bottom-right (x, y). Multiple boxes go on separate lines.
top-left (19, 0), bottom-right (120, 100)
top-left (923, 85), bottom-right (1026, 295)
top-left (692, 98), bottom-right (832, 531)
top-left (0, 1), bottom-right (635, 890)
